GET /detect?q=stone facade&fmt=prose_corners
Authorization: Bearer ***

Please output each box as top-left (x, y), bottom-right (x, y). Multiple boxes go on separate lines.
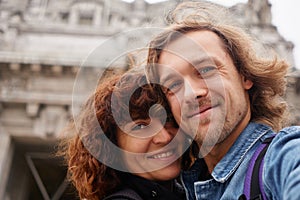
top-left (0, 0), bottom-right (299, 199)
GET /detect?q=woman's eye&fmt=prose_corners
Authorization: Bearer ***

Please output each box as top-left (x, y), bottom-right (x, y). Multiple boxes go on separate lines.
top-left (131, 123), bottom-right (147, 131)
top-left (166, 81), bottom-right (182, 93)
top-left (164, 121), bottom-right (178, 129)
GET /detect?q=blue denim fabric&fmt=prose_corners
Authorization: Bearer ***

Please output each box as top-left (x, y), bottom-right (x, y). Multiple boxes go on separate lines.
top-left (181, 122), bottom-right (300, 200)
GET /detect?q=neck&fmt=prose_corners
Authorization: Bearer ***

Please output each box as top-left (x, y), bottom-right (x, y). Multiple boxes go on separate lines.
top-left (202, 108), bottom-right (251, 173)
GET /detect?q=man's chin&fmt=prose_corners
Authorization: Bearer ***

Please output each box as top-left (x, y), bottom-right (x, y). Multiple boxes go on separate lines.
top-left (184, 119), bottom-right (210, 137)
top-left (192, 122), bottom-right (225, 144)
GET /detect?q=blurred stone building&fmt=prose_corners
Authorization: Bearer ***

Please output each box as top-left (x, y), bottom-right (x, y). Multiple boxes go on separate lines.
top-left (0, 0), bottom-right (299, 199)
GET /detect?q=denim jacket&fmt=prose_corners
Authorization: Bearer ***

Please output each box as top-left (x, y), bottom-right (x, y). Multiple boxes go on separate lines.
top-left (181, 122), bottom-right (300, 200)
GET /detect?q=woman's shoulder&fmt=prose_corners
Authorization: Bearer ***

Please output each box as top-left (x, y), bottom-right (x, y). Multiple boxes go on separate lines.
top-left (103, 188), bottom-right (143, 200)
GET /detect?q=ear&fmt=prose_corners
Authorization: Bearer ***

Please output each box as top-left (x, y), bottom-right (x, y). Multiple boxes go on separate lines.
top-left (241, 76), bottom-right (253, 90)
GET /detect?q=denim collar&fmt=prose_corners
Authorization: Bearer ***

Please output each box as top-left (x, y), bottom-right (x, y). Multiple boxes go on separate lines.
top-left (211, 122), bottom-right (272, 182)
top-left (180, 122), bottom-right (276, 200)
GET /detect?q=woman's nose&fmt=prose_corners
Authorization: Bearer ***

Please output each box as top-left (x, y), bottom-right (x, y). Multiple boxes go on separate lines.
top-left (152, 125), bottom-right (174, 145)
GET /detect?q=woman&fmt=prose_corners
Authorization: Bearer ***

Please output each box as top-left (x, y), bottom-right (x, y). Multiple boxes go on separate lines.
top-left (59, 67), bottom-right (198, 200)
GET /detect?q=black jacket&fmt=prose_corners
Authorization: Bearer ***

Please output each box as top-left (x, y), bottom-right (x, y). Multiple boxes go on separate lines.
top-left (105, 173), bottom-right (186, 200)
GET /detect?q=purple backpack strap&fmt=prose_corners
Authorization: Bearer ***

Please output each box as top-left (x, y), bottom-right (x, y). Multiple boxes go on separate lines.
top-left (239, 135), bottom-right (275, 200)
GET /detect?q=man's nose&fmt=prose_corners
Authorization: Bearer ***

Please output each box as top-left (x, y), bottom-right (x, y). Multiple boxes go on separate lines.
top-left (184, 78), bottom-right (208, 103)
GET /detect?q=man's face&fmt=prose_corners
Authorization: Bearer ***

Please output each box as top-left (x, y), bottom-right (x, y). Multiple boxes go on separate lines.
top-left (156, 30), bottom-right (253, 148)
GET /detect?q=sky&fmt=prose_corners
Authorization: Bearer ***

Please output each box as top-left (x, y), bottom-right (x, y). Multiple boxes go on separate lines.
top-left (123, 0), bottom-right (300, 69)
top-left (211, 0), bottom-right (300, 70)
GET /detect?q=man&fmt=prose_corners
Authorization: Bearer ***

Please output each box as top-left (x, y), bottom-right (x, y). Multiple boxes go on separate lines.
top-left (146, 1), bottom-right (300, 199)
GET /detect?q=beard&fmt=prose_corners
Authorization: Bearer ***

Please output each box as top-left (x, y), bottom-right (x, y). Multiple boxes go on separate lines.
top-left (181, 96), bottom-right (249, 152)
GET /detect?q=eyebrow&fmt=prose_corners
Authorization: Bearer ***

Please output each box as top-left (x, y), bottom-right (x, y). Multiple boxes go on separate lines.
top-left (159, 55), bottom-right (219, 84)
top-left (191, 55), bottom-right (218, 66)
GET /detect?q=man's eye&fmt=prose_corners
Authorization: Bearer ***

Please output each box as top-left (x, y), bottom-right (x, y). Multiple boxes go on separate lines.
top-left (198, 66), bottom-right (218, 76)
top-left (169, 81), bottom-right (181, 89)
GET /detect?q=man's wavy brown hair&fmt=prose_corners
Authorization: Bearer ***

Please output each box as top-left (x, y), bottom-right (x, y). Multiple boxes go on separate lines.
top-left (58, 68), bottom-right (197, 200)
top-left (146, 1), bottom-right (290, 131)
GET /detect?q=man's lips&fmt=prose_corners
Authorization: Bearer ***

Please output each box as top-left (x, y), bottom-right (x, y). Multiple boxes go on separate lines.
top-left (187, 104), bottom-right (213, 118)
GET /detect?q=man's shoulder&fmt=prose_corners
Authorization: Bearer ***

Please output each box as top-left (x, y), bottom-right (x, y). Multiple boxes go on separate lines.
top-left (265, 125), bottom-right (300, 161)
top-left (273, 125), bottom-right (300, 142)
top-left (263, 125), bottom-right (300, 199)
top-left (280, 125), bottom-right (300, 134)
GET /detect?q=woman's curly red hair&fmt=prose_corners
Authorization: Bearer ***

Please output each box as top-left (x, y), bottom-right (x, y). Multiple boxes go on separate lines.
top-left (58, 68), bottom-right (197, 199)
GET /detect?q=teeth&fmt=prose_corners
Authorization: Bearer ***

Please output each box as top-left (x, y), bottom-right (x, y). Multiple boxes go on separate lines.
top-left (152, 150), bottom-right (174, 159)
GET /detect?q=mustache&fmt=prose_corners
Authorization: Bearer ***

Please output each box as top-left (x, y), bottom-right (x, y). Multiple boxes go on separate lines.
top-left (184, 98), bottom-right (212, 110)
top-left (182, 97), bottom-right (222, 114)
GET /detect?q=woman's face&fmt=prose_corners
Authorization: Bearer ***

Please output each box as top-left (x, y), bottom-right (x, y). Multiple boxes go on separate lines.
top-left (117, 118), bottom-right (185, 181)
